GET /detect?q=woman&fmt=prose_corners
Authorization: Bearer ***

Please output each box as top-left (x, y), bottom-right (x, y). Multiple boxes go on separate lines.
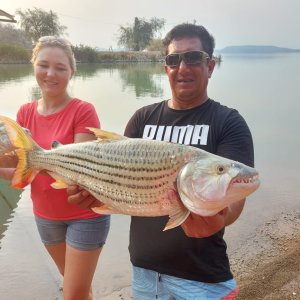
top-left (0, 36), bottom-right (110, 300)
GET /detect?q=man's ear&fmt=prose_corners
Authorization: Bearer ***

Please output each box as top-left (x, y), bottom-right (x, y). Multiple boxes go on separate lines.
top-left (164, 63), bottom-right (170, 74)
top-left (207, 59), bottom-right (216, 78)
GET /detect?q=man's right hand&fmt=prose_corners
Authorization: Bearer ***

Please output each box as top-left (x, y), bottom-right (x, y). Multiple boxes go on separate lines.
top-left (67, 185), bottom-right (102, 210)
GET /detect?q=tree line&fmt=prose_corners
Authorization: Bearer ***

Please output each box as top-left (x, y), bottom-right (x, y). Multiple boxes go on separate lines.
top-left (0, 8), bottom-right (165, 52)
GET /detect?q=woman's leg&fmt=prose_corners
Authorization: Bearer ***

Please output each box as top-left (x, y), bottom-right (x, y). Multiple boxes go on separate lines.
top-left (63, 245), bottom-right (102, 300)
top-left (63, 216), bottom-right (110, 300)
top-left (35, 216), bottom-right (110, 300)
top-left (44, 242), bottom-right (66, 276)
top-left (35, 217), bottom-right (67, 276)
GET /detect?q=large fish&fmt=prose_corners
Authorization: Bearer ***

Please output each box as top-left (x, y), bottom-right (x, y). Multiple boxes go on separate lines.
top-left (0, 115), bottom-right (260, 230)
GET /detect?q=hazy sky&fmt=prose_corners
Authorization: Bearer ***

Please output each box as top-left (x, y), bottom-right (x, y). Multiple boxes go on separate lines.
top-left (2, 0), bottom-right (300, 50)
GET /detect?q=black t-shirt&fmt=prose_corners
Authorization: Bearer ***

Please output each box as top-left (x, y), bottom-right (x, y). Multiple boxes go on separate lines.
top-left (124, 99), bottom-right (254, 283)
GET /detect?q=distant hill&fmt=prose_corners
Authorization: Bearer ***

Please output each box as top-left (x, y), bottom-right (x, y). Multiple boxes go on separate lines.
top-left (220, 45), bottom-right (300, 54)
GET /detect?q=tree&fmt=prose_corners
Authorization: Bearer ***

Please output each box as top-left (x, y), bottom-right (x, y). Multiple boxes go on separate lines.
top-left (0, 23), bottom-right (32, 48)
top-left (16, 8), bottom-right (67, 43)
top-left (118, 17), bottom-right (165, 51)
top-left (146, 38), bottom-right (164, 52)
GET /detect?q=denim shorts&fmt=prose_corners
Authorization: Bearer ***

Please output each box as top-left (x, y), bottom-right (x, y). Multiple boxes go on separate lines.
top-left (35, 215), bottom-right (110, 251)
top-left (132, 266), bottom-right (238, 300)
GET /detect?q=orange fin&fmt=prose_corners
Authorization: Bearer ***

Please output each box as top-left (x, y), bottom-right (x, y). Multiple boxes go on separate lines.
top-left (0, 115), bottom-right (43, 189)
top-left (0, 115), bottom-right (40, 151)
top-left (163, 209), bottom-right (190, 231)
top-left (11, 148), bottom-right (39, 189)
top-left (48, 172), bottom-right (72, 189)
top-left (87, 128), bottom-right (126, 141)
top-left (50, 179), bottom-right (69, 189)
top-left (91, 204), bottom-right (118, 215)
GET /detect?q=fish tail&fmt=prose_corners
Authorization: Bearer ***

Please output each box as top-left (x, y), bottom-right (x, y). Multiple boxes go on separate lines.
top-left (12, 148), bottom-right (39, 189)
top-left (0, 115), bottom-right (41, 189)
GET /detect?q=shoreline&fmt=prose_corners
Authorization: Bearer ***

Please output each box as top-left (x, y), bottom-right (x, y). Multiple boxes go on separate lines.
top-left (231, 212), bottom-right (300, 300)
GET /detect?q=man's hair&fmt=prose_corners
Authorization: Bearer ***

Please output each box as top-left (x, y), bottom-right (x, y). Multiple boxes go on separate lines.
top-left (163, 23), bottom-right (215, 58)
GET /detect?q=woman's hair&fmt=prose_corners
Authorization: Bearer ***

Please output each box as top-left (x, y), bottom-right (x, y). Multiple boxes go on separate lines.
top-left (31, 36), bottom-right (76, 72)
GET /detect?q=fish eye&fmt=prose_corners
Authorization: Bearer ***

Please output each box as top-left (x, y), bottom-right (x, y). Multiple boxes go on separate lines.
top-left (217, 165), bottom-right (225, 174)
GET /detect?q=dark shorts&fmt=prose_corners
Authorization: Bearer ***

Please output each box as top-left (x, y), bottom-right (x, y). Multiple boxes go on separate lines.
top-left (35, 215), bottom-right (110, 251)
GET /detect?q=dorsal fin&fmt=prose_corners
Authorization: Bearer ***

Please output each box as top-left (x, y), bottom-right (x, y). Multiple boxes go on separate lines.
top-left (87, 128), bottom-right (127, 141)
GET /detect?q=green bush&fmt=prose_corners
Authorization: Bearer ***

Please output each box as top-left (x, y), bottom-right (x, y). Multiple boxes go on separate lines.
top-left (0, 44), bottom-right (30, 63)
top-left (73, 45), bottom-right (98, 63)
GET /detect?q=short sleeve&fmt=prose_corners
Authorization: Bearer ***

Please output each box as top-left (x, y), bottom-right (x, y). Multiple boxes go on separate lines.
top-left (16, 104), bottom-right (27, 126)
top-left (73, 102), bottom-right (100, 134)
top-left (216, 110), bottom-right (254, 167)
top-left (124, 110), bottom-right (143, 138)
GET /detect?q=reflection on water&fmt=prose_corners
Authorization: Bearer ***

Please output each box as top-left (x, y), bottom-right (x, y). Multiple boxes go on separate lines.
top-left (118, 63), bottom-right (165, 98)
top-left (0, 180), bottom-right (22, 245)
top-left (75, 62), bottom-right (166, 98)
top-left (0, 64), bottom-right (32, 84)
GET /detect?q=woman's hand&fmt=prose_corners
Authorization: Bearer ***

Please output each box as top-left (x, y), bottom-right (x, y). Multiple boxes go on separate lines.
top-left (67, 185), bottom-right (102, 210)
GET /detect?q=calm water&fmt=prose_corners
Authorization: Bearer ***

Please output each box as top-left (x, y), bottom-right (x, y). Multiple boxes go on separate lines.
top-left (0, 55), bottom-right (299, 297)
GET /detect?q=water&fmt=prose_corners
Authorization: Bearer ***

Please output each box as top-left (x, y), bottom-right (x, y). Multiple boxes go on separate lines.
top-left (0, 180), bottom-right (22, 243)
top-left (0, 54), bottom-right (299, 298)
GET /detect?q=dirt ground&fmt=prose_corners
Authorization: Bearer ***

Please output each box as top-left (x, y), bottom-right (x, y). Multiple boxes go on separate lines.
top-left (230, 212), bottom-right (300, 300)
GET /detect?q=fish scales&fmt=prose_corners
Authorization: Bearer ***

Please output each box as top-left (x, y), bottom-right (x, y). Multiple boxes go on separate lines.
top-left (28, 139), bottom-right (198, 215)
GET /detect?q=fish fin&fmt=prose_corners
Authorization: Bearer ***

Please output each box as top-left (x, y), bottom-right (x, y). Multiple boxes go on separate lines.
top-left (87, 128), bottom-right (126, 140)
top-left (0, 115), bottom-right (41, 151)
top-left (51, 140), bottom-right (63, 149)
top-left (0, 115), bottom-right (42, 189)
top-left (11, 148), bottom-right (39, 189)
top-left (47, 172), bottom-right (71, 189)
top-left (91, 204), bottom-right (118, 214)
top-left (50, 179), bottom-right (69, 189)
top-left (163, 209), bottom-right (190, 231)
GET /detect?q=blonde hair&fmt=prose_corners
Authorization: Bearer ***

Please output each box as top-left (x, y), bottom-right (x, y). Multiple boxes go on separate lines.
top-left (31, 36), bottom-right (76, 73)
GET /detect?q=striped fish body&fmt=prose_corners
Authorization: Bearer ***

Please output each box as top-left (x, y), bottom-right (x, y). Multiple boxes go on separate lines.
top-left (29, 139), bottom-right (201, 219)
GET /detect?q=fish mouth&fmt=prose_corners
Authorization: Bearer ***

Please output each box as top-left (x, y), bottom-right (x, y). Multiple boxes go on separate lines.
top-left (230, 174), bottom-right (260, 187)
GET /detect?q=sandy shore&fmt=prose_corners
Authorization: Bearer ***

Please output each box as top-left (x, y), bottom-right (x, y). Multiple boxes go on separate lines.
top-left (230, 212), bottom-right (300, 300)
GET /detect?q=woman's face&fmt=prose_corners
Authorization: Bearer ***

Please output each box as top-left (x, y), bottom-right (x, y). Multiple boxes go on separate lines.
top-left (34, 47), bottom-right (73, 99)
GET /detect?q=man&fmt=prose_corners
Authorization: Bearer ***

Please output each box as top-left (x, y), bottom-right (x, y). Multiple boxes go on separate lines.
top-left (68, 23), bottom-right (254, 299)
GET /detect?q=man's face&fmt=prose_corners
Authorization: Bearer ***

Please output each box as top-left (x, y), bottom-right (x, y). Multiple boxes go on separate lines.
top-left (164, 36), bottom-right (215, 109)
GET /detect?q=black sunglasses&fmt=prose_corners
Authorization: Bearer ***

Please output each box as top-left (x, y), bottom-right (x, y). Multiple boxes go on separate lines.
top-left (165, 51), bottom-right (210, 68)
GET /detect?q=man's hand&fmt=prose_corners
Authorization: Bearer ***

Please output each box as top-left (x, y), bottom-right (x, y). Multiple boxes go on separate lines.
top-left (67, 185), bottom-right (102, 210)
top-left (181, 198), bottom-right (246, 238)
top-left (181, 209), bottom-right (228, 238)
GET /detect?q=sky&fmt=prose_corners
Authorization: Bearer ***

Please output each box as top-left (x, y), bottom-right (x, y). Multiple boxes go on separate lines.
top-left (2, 0), bottom-right (300, 51)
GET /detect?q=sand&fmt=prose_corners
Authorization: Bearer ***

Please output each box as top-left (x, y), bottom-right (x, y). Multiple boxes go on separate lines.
top-left (231, 212), bottom-right (300, 300)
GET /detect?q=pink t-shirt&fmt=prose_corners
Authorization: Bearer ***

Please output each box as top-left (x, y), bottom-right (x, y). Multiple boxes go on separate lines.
top-left (17, 98), bottom-right (102, 220)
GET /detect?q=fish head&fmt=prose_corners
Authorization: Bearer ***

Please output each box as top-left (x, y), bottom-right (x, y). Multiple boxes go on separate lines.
top-left (177, 155), bottom-right (260, 216)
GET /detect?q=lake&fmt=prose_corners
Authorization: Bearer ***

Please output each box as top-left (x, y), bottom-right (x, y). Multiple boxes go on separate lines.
top-left (0, 54), bottom-right (299, 298)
